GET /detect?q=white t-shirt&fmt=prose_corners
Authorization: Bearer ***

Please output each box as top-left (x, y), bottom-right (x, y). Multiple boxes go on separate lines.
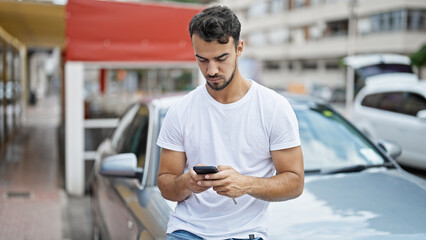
top-left (157, 80), bottom-right (300, 240)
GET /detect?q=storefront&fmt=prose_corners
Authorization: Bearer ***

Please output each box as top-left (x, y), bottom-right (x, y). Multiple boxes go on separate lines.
top-left (0, 28), bottom-right (26, 154)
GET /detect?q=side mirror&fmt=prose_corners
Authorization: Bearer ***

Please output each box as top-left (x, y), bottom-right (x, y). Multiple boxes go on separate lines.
top-left (100, 153), bottom-right (143, 179)
top-left (377, 140), bottom-right (402, 159)
top-left (416, 109), bottom-right (426, 120)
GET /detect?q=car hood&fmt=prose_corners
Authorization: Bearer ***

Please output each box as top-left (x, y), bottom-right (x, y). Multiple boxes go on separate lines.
top-left (268, 169), bottom-right (426, 240)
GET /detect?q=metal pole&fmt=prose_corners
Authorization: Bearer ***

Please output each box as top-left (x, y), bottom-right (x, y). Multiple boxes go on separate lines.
top-left (346, 0), bottom-right (357, 116)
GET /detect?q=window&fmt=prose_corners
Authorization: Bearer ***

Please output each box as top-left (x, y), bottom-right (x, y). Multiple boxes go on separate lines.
top-left (361, 92), bottom-right (403, 113)
top-left (294, 102), bottom-right (384, 171)
top-left (302, 61), bottom-right (317, 70)
top-left (407, 10), bottom-right (426, 31)
top-left (361, 91), bottom-right (426, 117)
top-left (377, 92), bottom-right (404, 113)
top-left (114, 104), bottom-right (150, 168)
top-left (357, 64), bottom-right (413, 80)
top-left (370, 9), bottom-right (426, 33)
top-left (111, 104), bottom-right (140, 150)
top-left (401, 92), bottom-right (426, 116)
top-left (325, 61), bottom-right (339, 70)
top-left (361, 93), bottom-right (383, 109)
top-left (391, 10), bottom-right (405, 31)
top-left (324, 20), bottom-right (348, 37)
top-left (371, 10), bottom-right (406, 33)
top-left (265, 61), bottom-right (280, 70)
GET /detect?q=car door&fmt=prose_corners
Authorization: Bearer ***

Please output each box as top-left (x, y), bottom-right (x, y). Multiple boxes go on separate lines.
top-left (95, 103), bottom-right (151, 240)
top-left (356, 92), bottom-right (405, 141)
top-left (396, 91), bottom-right (426, 167)
top-left (357, 90), bottom-right (426, 168)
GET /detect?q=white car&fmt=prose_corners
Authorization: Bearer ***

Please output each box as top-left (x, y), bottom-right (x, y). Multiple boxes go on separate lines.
top-left (352, 80), bottom-right (426, 170)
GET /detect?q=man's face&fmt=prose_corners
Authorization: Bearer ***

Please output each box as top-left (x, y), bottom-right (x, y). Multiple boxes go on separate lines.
top-left (191, 34), bottom-right (242, 91)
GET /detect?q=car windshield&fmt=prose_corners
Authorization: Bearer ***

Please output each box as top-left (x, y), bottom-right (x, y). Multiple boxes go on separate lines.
top-left (356, 63), bottom-right (413, 80)
top-left (293, 102), bottom-right (385, 172)
top-left (155, 98), bottom-right (386, 175)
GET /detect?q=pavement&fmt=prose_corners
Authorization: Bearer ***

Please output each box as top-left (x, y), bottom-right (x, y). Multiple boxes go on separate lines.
top-left (0, 95), bottom-right (92, 240)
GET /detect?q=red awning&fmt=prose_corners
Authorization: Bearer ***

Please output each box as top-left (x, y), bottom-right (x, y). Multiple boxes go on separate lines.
top-left (65, 0), bottom-right (203, 62)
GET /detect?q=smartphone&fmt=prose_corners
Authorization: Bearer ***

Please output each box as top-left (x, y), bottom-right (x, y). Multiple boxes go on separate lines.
top-left (193, 166), bottom-right (219, 175)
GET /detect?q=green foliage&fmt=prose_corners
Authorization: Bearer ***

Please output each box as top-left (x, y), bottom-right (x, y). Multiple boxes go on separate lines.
top-left (410, 44), bottom-right (426, 67)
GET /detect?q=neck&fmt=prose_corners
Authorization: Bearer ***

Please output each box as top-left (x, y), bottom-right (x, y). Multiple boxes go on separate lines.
top-left (206, 71), bottom-right (251, 104)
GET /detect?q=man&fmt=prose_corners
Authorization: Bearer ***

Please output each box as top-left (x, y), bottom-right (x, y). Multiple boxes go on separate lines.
top-left (157, 5), bottom-right (304, 240)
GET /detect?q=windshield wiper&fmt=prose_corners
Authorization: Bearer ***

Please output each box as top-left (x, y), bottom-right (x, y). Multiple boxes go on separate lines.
top-left (324, 162), bottom-right (395, 174)
top-left (304, 169), bottom-right (322, 175)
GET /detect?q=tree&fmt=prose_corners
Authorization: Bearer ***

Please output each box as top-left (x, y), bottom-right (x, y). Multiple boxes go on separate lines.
top-left (410, 44), bottom-right (426, 79)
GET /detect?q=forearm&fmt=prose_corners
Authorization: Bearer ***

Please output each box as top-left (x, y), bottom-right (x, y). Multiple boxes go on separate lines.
top-left (245, 172), bottom-right (304, 202)
top-left (157, 173), bottom-right (192, 202)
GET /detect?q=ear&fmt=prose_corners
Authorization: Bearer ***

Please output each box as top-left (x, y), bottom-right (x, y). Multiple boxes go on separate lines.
top-left (236, 40), bottom-right (244, 57)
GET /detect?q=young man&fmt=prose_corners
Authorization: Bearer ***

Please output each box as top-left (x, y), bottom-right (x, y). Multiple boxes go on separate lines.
top-left (157, 6), bottom-right (304, 240)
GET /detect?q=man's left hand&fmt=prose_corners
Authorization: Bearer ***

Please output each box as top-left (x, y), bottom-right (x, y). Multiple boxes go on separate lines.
top-left (198, 165), bottom-right (249, 198)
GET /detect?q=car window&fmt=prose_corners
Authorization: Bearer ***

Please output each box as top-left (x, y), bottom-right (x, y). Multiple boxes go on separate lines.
top-left (111, 103), bottom-right (140, 148)
top-left (401, 92), bottom-right (426, 116)
top-left (115, 105), bottom-right (150, 168)
top-left (361, 92), bottom-right (404, 113)
top-left (294, 103), bottom-right (384, 171)
top-left (377, 92), bottom-right (404, 113)
top-left (360, 92), bottom-right (383, 108)
top-left (361, 91), bottom-right (426, 117)
top-left (357, 64), bottom-right (413, 79)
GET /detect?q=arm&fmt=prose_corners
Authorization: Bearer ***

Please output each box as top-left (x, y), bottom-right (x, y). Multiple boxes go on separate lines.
top-left (200, 145), bottom-right (304, 202)
top-left (157, 148), bottom-right (210, 202)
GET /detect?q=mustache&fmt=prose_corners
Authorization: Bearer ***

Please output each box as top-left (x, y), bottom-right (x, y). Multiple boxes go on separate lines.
top-left (207, 74), bottom-right (224, 80)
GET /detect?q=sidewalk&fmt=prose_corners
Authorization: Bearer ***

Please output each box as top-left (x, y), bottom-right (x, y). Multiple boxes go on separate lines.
top-left (0, 95), bottom-right (91, 240)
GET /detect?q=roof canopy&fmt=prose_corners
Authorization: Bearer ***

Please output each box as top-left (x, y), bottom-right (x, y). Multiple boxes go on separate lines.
top-left (0, 1), bottom-right (65, 48)
top-left (66, 0), bottom-right (203, 62)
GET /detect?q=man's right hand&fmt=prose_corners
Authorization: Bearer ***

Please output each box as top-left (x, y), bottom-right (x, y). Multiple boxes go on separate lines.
top-left (158, 149), bottom-right (213, 202)
top-left (184, 168), bottom-right (211, 194)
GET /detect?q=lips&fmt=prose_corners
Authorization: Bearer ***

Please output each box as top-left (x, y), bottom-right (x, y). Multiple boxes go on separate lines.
top-left (208, 77), bottom-right (222, 82)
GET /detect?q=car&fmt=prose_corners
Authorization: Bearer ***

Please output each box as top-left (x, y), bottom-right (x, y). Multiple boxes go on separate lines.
top-left (91, 91), bottom-right (426, 240)
top-left (343, 54), bottom-right (417, 97)
top-left (352, 80), bottom-right (426, 170)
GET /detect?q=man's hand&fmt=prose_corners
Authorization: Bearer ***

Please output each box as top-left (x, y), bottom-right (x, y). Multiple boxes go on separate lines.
top-left (195, 146), bottom-right (304, 202)
top-left (197, 165), bottom-right (248, 198)
top-left (186, 167), bottom-right (212, 194)
top-left (157, 148), bottom-right (215, 202)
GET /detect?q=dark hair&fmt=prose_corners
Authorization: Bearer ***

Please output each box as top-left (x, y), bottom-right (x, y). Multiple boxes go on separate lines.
top-left (189, 5), bottom-right (241, 49)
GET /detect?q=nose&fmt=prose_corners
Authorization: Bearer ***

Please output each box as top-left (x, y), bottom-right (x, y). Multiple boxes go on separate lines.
top-left (207, 61), bottom-right (219, 77)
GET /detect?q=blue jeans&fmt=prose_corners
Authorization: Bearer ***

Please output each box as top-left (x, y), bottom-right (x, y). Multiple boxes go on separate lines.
top-left (166, 230), bottom-right (263, 240)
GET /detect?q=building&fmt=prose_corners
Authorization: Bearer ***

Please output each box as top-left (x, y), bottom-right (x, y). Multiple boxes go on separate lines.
top-left (219, 0), bottom-right (426, 94)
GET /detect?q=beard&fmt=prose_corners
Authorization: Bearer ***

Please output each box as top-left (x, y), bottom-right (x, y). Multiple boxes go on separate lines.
top-left (206, 60), bottom-right (237, 91)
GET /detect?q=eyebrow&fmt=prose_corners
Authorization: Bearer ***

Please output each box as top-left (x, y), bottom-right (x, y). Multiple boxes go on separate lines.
top-left (195, 53), bottom-right (230, 61)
